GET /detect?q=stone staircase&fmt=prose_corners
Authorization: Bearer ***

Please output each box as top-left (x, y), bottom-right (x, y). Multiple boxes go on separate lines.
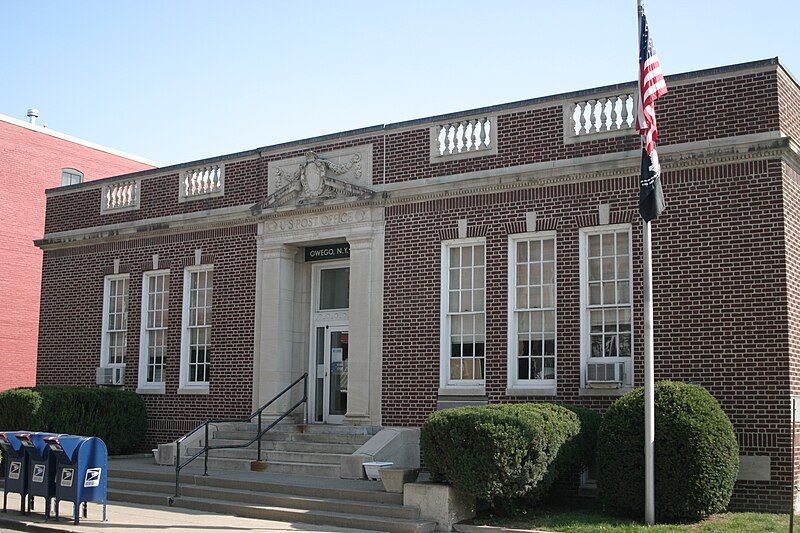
top-left (186, 422), bottom-right (379, 478)
top-left (106, 458), bottom-right (436, 532)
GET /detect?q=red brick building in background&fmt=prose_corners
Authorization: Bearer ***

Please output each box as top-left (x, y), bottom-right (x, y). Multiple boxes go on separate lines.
top-left (0, 111), bottom-right (156, 391)
top-left (33, 58), bottom-right (800, 511)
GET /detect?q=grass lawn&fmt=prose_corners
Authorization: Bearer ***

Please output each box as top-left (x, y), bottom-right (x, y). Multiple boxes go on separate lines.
top-left (472, 508), bottom-right (790, 532)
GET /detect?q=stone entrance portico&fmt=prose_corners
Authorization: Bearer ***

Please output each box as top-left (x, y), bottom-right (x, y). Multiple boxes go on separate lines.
top-left (251, 147), bottom-right (384, 425)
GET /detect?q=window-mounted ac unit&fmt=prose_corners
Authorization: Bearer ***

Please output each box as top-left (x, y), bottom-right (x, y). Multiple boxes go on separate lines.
top-left (586, 362), bottom-right (625, 389)
top-left (96, 366), bottom-right (125, 386)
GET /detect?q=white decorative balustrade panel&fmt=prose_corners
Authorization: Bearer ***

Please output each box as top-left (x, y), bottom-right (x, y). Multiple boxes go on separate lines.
top-left (180, 163), bottom-right (225, 201)
top-left (101, 179), bottom-right (140, 213)
top-left (564, 93), bottom-right (636, 142)
top-left (430, 116), bottom-right (497, 162)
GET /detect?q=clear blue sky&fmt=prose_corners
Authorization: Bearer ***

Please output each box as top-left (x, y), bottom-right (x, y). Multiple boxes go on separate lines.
top-left (5, 1), bottom-right (799, 165)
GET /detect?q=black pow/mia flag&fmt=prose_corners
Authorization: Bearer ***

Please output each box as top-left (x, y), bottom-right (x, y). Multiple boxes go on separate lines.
top-left (640, 148), bottom-right (665, 222)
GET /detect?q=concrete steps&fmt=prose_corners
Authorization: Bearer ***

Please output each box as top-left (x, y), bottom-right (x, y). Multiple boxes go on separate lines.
top-left (107, 466), bottom-right (435, 533)
top-left (187, 446), bottom-right (348, 464)
top-left (184, 455), bottom-right (342, 477)
top-left (111, 466), bottom-right (401, 504)
top-left (212, 430), bottom-right (372, 445)
top-left (210, 438), bottom-right (361, 454)
top-left (109, 477), bottom-right (418, 519)
top-left (199, 423), bottom-right (375, 478)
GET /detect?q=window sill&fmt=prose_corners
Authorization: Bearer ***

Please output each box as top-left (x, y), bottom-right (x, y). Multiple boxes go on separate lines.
top-left (578, 386), bottom-right (633, 397)
top-left (136, 385), bottom-right (165, 395)
top-left (505, 386), bottom-right (557, 397)
top-left (438, 386), bottom-right (486, 397)
top-left (177, 385), bottom-right (210, 395)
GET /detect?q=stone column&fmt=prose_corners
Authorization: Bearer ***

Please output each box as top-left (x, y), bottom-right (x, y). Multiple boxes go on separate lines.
top-left (344, 234), bottom-right (375, 425)
top-left (254, 243), bottom-right (298, 414)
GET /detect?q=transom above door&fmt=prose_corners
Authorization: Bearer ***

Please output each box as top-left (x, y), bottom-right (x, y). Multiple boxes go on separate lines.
top-left (309, 262), bottom-right (350, 424)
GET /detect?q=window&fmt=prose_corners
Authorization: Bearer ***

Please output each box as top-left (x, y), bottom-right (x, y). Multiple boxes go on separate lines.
top-left (508, 233), bottom-right (556, 390)
top-left (101, 274), bottom-right (129, 367)
top-left (580, 225), bottom-right (633, 387)
top-left (180, 266), bottom-right (213, 390)
top-left (138, 271), bottom-right (169, 391)
top-left (319, 267), bottom-right (350, 310)
top-left (60, 168), bottom-right (83, 186)
top-left (441, 239), bottom-right (486, 388)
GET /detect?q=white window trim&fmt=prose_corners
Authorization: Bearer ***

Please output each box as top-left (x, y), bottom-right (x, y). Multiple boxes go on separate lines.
top-left (579, 223), bottom-right (634, 391)
top-left (507, 231), bottom-right (557, 394)
top-left (100, 273), bottom-right (129, 369)
top-left (179, 264), bottom-right (213, 394)
top-left (440, 237), bottom-right (486, 393)
top-left (137, 270), bottom-right (169, 394)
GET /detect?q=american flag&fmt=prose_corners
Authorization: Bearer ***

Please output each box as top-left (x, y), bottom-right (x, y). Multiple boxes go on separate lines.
top-left (637, 0), bottom-right (667, 222)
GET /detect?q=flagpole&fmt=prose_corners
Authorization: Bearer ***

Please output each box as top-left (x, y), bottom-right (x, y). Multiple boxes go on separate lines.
top-left (643, 218), bottom-right (655, 525)
top-left (638, 0), bottom-right (656, 526)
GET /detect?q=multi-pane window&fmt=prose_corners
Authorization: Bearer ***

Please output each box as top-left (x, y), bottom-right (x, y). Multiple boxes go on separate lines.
top-left (582, 226), bottom-right (633, 361)
top-left (140, 271), bottom-right (169, 386)
top-left (60, 168), bottom-right (83, 186)
top-left (442, 240), bottom-right (485, 385)
top-left (102, 275), bottom-right (129, 366)
top-left (183, 267), bottom-right (213, 385)
top-left (510, 234), bottom-right (556, 385)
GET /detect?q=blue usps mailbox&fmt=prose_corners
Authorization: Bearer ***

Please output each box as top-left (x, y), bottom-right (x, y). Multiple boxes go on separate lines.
top-left (0, 431), bottom-right (29, 514)
top-left (16, 432), bottom-right (62, 520)
top-left (44, 435), bottom-right (107, 525)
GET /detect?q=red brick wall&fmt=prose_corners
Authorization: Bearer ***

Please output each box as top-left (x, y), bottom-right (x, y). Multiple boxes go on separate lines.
top-left (778, 68), bottom-right (800, 143)
top-left (37, 224), bottom-right (257, 446)
top-left (783, 162), bottom-right (800, 511)
top-left (382, 159), bottom-right (791, 510)
top-left (44, 136), bottom-right (386, 235)
top-left (0, 121), bottom-right (153, 391)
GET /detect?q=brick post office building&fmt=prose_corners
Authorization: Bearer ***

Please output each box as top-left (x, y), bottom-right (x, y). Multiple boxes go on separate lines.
top-left (34, 58), bottom-right (800, 511)
top-left (0, 111), bottom-right (156, 392)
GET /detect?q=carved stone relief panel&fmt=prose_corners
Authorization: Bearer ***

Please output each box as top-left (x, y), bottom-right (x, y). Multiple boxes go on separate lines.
top-left (267, 144), bottom-right (373, 196)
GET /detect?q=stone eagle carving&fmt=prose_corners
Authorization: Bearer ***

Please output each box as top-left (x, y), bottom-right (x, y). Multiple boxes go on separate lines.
top-left (252, 151), bottom-right (375, 214)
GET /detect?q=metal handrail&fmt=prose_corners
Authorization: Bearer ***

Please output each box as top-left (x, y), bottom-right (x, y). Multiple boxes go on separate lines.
top-left (169, 372), bottom-right (308, 502)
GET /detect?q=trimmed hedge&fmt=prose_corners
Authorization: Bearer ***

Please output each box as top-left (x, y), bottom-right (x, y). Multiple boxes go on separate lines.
top-left (597, 381), bottom-right (739, 523)
top-left (560, 404), bottom-right (602, 474)
top-left (421, 403), bottom-right (583, 513)
top-left (0, 386), bottom-right (147, 455)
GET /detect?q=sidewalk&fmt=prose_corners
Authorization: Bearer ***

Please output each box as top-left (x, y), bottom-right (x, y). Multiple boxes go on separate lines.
top-left (0, 493), bottom-right (373, 533)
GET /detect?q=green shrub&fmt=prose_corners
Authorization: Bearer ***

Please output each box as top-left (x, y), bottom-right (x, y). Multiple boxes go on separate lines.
top-left (560, 404), bottom-right (602, 473)
top-left (0, 386), bottom-right (147, 455)
top-left (421, 403), bottom-right (581, 513)
top-left (596, 381), bottom-right (739, 523)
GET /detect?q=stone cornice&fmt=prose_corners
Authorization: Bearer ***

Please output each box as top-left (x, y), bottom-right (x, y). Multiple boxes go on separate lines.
top-left (37, 131), bottom-right (797, 251)
top-left (382, 132), bottom-right (793, 206)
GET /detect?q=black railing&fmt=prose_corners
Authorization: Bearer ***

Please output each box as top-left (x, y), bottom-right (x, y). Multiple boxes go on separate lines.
top-left (169, 372), bottom-right (308, 502)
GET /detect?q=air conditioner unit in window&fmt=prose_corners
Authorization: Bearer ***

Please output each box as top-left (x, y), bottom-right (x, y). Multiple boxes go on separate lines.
top-left (586, 362), bottom-right (625, 388)
top-left (96, 366), bottom-right (125, 386)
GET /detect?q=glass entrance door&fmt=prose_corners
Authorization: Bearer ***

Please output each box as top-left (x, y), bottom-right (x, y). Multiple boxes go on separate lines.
top-left (325, 327), bottom-right (348, 423)
top-left (311, 325), bottom-right (349, 423)
top-left (310, 262), bottom-right (349, 424)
